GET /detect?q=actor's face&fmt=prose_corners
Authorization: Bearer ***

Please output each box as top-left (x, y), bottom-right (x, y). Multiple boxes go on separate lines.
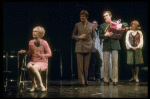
top-left (93, 23), bottom-right (98, 29)
top-left (131, 23), bottom-right (138, 30)
top-left (80, 14), bottom-right (87, 22)
top-left (103, 12), bottom-right (112, 22)
top-left (32, 28), bottom-right (39, 39)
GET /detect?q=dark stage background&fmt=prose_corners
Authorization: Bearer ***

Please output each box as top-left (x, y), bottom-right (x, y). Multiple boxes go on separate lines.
top-left (3, 2), bottom-right (148, 80)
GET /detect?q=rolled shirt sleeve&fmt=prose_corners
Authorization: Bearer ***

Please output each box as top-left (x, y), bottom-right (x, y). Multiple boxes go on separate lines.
top-left (125, 30), bottom-right (132, 49)
top-left (137, 30), bottom-right (143, 49)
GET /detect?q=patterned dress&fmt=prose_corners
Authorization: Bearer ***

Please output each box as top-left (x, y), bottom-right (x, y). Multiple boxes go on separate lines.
top-left (125, 30), bottom-right (144, 65)
top-left (26, 39), bottom-right (52, 71)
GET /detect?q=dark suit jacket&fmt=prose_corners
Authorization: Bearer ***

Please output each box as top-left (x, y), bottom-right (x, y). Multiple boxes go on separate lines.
top-left (99, 21), bottom-right (128, 51)
top-left (72, 21), bottom-right (95, 53)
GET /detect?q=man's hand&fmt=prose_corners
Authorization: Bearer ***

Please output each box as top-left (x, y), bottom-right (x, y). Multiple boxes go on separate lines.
top-left (106, 19), bottom-right (112, 23)
top-left (104, 32), bottom-right (114, 37)
top-left (79, 34), bottom-right (86, 39)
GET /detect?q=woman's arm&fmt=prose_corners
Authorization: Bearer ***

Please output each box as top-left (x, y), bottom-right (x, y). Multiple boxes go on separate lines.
top-left (40, 41), bottom-right (52, 59)
top-left (137, 31), bottom-right (143, 49)
top-left (125, 31), bottom-right (133, 49)
top-left (18, 41), bottom-right (31, 55)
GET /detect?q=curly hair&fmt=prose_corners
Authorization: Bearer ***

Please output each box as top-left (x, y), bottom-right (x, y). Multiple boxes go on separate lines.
top-left (33, 26), bottom-right (45, 38)
top-left (130, 20), bottom-right (141, 30)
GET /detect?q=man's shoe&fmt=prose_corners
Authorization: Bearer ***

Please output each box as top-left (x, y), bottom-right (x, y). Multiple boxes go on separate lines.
top-left (113, 82), bottom-right (118, 86)
top-left (104, 82), bottom-right (109, 86)
top-left (85, 83), bottom-right (91, 86)
top-left (96, 79), bottom-right (100, 82)
top-left (78, 84), bottom-right (85, 87)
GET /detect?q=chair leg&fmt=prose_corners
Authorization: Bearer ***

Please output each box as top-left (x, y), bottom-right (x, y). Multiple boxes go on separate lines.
top-left (19, 70), bottom-right (27, 88)
top-left (19, 72), bottom-right (22, 87)
top-left (46, 69), bottom-right (48, 90)
top-left (23, 71), bottom-right (26, 87)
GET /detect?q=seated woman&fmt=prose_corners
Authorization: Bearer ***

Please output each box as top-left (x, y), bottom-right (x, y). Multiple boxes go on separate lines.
top-left (19, 26), bottom-right (52, 91)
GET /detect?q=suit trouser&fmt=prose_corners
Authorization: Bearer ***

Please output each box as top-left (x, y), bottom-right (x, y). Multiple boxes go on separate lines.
top-left (76, 52), bottom-right (91, 85)
top-left (88, 52), bottom-right (96, 80)
top-left (103, 50), bottom-right (118, 82)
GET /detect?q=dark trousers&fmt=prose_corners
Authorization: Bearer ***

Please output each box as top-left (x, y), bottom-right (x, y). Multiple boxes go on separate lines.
top-left (76, 52), bottom-right (91, 85)
top-left (88, 52), bottom-right (96, 80)
top-left (88, 50), bottom-right (102, 80)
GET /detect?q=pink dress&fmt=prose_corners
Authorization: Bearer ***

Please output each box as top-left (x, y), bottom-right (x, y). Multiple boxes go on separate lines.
top-left (26, 39), bottom-right (52, 71)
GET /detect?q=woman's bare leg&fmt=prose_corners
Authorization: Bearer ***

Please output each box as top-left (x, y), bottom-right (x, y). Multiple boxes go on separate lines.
top-left (28, 69), bottom-right (36, 85)
top-left (30, 64), bottom-right (46, 90)
top-left (27, 63), bottom-right (37, 86)
top-left (135, 66), bottom-right (139, 82)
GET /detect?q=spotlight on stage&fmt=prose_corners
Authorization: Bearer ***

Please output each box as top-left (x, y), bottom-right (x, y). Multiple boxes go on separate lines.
top-left (3, 55), bottom-right (6, 58)
top-left (9, 55), bottom-right (18, 58)
top-left (3, 51), bottom-right (6, 58)
top-left (10, 55), bottom-right (14, 58)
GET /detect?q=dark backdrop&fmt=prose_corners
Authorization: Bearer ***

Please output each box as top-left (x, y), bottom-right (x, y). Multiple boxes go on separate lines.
top-left (3, 2), bottom-right (148, 80)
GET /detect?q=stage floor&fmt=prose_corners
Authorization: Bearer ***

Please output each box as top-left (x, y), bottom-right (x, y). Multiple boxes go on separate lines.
top-left (3, 79), bottom-right (148, 98)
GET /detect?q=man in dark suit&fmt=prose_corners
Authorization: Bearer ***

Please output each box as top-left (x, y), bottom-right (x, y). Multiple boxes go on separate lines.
top-left (99, 11), bottom-right (128, 86)
top-left (72, 10), bottom-right (95, 86)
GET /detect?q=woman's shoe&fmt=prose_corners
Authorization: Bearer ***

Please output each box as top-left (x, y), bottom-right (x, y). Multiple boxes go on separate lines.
top-left (30, 84), bottom-right (38, 92)
top-left (129, 78), bottom-right (135, 82)
top-left (41, 85), bottom-right (46, 91)
top-left (135, 78), bottom-right (139, 83)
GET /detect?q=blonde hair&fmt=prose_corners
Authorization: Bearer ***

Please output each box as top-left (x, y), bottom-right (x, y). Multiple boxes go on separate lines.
top-left (130, 20), bottom-right (141, 30)
top-left (33, 26), bottom-right (45, 38)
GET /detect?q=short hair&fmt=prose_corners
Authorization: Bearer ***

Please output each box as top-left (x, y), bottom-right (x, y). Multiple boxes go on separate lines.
top-left (33, 26), bottom-right (45, 38)
top-left (130, 20), bottom-right (141, 30)
top-left (93, 20), bottom-right (98, 24)
top-left (80, 10), bottom-right (89, 18)
top-left (103, 10), bottom-right (112, 16)
top-left (92, 20), bottom-right (98, 25)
